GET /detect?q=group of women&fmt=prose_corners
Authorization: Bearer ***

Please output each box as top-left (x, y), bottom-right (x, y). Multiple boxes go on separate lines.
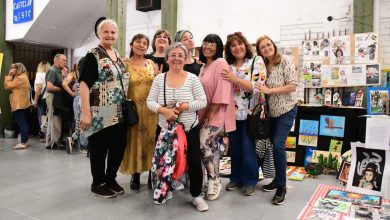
top-left (76, 19), bottom-right (297, 212)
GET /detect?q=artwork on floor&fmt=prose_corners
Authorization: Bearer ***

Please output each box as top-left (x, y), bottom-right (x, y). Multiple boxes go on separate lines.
top-left (366, 64), bottom-right (381, 85)
top-left (303, 61), bottom-right (322, 87)
top-left (354, 33), bottom-right (378, 64)
top-left (326, 189), bottom-right (382, 207)
top-left (350, 205), bottom-right (381, 219)
top-left (347, 142), bottom-right (390, 197)
top-left (337, 160), bottom-right (351, 183)
top-left (319, 115), bottom-right (346, 138)
top-left (329, 139), bottom-right (343, 153)
top-left (367, 87), bottom-right (389, 115)
top-left (311, 150), bottom-right (341, 170)
top-left (285, 136), bottom-right (297, 149)
top-left (330, 35), bottom-right (351, 65)
top-left (313, 197), bottom-right (352, 214)
top-left (286, 151), bottom-right (296, 163)
top-left (305, 146), bottom-right (317, 166)
top-left (286, 166), bottom-right (306, 176)
top-left (299, 119), bottom-right (319, 146)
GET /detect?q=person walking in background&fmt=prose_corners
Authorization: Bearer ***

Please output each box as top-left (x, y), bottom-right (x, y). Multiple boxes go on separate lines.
top-left (119, 34), bottom-right (158, 190)
top-left (147, 42), bottom-right (208, 211)
top-left (33, 61), bottom-right (51, 143)
top-left (4, 63), bottom-right (32, 149)
top-left (174, 30), bottom-right (202, 76)
top-left (221, 32), bottom-right (267, 196)
top-left (145, 29), bottom-right (171, 74)
top-left (45, 54), bottom-right (67, 149)
top-left (79, 19), bottom-right (129, 198)
top-left (197, 33), bottom-right (236, 200)
top-left (255, 35), bottom-right (297, 205)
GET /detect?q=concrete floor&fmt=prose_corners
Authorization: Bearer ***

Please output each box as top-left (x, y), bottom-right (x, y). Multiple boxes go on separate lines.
top-left (0, 137), bottom-right (341, 220)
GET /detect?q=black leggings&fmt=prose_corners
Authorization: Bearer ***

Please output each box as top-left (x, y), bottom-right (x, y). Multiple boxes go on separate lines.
top-left (156, 125), bottom-right (203, 197)
top-left (89, 123), bottom-right (127, 187)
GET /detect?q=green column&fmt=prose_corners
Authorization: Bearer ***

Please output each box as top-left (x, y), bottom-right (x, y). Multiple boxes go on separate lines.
top-left (354, 0), bottom-right (373, 33)
top-left (161, 0), bottom-right (177, 37)
top-left (0, 0), bottom-right (14, 137)
top-left (106, 0), bottom-right (127, 57)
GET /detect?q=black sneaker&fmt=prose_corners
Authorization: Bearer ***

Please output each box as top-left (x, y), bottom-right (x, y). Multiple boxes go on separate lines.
top-left (91, 184), bottom-right (116, 198)
top-left (272, 186), bottom-right (286, 205)
top-left (242, 185), bottom-right (255, 196)
top-left (108, 182), bottom-right (124, 195)
top-left (263, 179), bottom-right (277, 192)
top-left (45, 145), bottom-right (52, 149)
top-left (130, 173), bottom-right (140, 190)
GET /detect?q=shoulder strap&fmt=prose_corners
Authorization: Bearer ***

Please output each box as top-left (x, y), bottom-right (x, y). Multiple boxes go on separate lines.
top-left (247, 56), bottom-right (257, 110)
top-left (163, 72), bottom-right (167, 106)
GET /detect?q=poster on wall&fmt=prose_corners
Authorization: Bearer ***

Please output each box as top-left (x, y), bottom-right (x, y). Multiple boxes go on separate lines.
top-left (347, 142), bottom-right (390, 197)
top-left (330, 35), bottom-right (351, 65)
top-left (298, 119), bottom-right (319, 147)
top-left (367, 87), bottom-right (390, 115)
top-left (349, 65), bottom-right (367, 86)
top-left (286, 151), bottom-right (296, 163)
top-left (319, 115), bottom-right (346, 138)
top-left (329, 139), bottom-right (343, 153)
top-left (319, 39), bottom-right (330, 58)
top-left (366, 64), bottom-right (381, 85)
top-left (303, 61), bottom-right (322, 87)
top-left (354, 33), bottom-right (378, 64)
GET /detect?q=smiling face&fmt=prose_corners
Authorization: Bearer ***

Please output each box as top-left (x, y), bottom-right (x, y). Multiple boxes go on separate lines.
top-left (167, 47), bottom-right (186, 71)
top-left (202, 41), bottom-right (217, 61)
top-left (229, 39), bottom-right (246, 60)
top-left (155, 32), bottom-right (170, 50)
top-left (99, 23), bottom-right (117, 48)
top-left (364, 170), bottom-right (374, 182)
top-left (180, 32), bottom-right (194, 51)
top-left (131, 37), bottom-right (149, 56)
top-left (258, 38), bottom-right (275, 59)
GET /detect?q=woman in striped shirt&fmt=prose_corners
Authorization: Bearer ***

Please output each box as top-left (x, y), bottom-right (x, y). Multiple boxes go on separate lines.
top-left (147, 42), bottom-right (209, 211)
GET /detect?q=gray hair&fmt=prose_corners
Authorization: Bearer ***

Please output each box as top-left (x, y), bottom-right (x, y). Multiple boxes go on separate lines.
top-left (54, 54), bottom-right (65, 63)
top-left (96, 19), bottom-right (118, 37)
top-left (164, 42), bottom-right (188, 61)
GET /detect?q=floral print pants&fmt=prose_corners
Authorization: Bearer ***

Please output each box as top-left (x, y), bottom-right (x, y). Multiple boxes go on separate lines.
top-left (200, 125), bottom-right (224, 178)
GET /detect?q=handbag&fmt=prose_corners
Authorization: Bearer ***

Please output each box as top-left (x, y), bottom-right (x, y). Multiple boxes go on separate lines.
top-left (246, 56), bottom-right (270, 140)
top-left (116, 61), bottom-right (139, 126)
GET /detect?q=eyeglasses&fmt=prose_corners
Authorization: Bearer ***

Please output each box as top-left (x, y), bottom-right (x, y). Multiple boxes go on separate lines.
top-left (202, 42), bottom-right (217, 48)
top-left (169, 53), bottom-right (185, 59)
top-left (260, 43), bottom-right (273, 50)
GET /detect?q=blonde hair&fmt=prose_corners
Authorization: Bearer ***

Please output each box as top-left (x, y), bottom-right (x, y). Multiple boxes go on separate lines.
top-left (255, 35), bottom-right (282, 67)
top-left (11, 63), bottom-right (27, 77)
top-left (97, 19), bottom-right (118, 38)
top-left (36, 61), bottom-right (51, 73)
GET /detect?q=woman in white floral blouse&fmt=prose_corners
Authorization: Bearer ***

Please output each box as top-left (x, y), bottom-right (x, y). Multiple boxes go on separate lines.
top-left (255, 35), bottom-right (298, 206)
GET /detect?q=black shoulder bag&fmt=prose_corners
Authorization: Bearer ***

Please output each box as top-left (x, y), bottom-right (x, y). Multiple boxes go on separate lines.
top-left (246, 57), bottom-right (270, 140)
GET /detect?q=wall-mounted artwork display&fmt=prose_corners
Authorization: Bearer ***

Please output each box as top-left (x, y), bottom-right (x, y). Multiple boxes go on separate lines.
top-left (367, 87), bottom-right (390, 115)
top-left (329, 139), bottom-right (343, 153)
top-left (366, 64), bottom-right (381, 85)
top-left (330, 35), bottom-right (351, 65)
top-left (313, 91), bottom-right (324, 105)
top-left (319, 115), bottom-right (346, 138)
top-left (354, 33), bottom-right (378, 64)
top-left (285, 136), bottom-right (297, 149)
top-left (303, 61), bottom-right (322, 87)
top-left (347, 142), bottom-right (390, 197)
top-left (286, 151), bottom-right (296, 163)
top-left (298, 119), bottom-right (319, 146)
top-left (311, 150), bottom-right (341, 170)
top-left (305, 146), bottom-right (316, 166)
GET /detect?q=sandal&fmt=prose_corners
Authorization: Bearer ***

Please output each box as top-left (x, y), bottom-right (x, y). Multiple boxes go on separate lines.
top-left (12, 143), bottom-right (28, 150)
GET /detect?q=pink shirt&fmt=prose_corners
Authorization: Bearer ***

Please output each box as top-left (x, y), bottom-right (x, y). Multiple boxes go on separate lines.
top-left (198, 58), bottom-right (236, 132)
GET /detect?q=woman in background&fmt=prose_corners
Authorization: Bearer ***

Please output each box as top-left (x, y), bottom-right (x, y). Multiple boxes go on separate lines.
top-left (255, 35), bottom-right (297, 205)
top-left (198, 33), bottom-right (236, 201)
top-left (145, 29), bottom-right (171, 74)
top-left (120, 34), bottom-right (158, 190)
top-left (221, 32), bottom-right (267, 196)
top-left (174, 30), bottom-right (202, 76)
top-left (4, 63), bottom-right (32, 149)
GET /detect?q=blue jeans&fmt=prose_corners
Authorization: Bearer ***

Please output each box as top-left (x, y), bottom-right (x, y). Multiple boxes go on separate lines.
top-left (13, 109), bottom-right (29, 143)
top-left (270, 105), bottom-right (297, 187)
top-left (229, 120), bottom-right (259, 186)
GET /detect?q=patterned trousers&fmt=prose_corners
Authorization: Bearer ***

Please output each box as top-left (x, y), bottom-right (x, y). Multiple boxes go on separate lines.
top-left (199, 125), bottom-right (224, 178)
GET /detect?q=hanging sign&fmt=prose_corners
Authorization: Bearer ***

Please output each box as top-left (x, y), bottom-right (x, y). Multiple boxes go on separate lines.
top-left (13, 0), bottom-right (33, 24)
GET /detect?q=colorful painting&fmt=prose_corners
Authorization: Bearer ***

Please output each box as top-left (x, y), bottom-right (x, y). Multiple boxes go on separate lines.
top-left (354, 33), bottom-right (378, 64)
top-left (304, 147), bottom-right (317, 166)
top-left (326, 189), bottom-right (382, 207)
top-left (319, 115), bottom-right (346, 138)
top-left (311, 150), bottom-right (341, 170)
top-left (337, 160), bottom-right (351, 183)
top-left (367, 87), bottom-right (389, 115)
top-left (366, 64), bottom-right (380, 85)
top-left (303, 61), bottom-right (322, 87)
top-left (286, 166), bottom-right (306, 176)
top-left (329, 139), bottom-right (343, 153)
top-left (313, 197), bottom-right (352, 214)
top-left (286, 151), bottom-right (296, 163)
top-left (298, 119), bottom-right (319, 146)
top-left (330, 35), bottom-right (351, 65)
top-left (285, 136), bottom-right (296, 149)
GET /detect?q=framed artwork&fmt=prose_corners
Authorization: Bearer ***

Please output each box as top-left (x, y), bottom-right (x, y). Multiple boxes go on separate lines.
top-left (366, 64), bottom-right (381, 85)
top-left (329, 139), bottom-right (343, 153)
top-left (298, 119), bottom-right (319, 146)
top-left (326, 189), bottom-right (382, 207)
top-left (285, 136), bottom-right (297, 149)
top-left (286, 151), bottom-right (296, 163)
top-left (347, 142), bottom-right (390, 197)
top-left (304, 146), bottom-right (316, 166)
top-left (337, 160), bottom-right (351, 183)
top-left (311, 150), bottom-right (341, 170)
top-left (367, 87), bottom-right (390, 115)
top-left (354, 33), bottom-right (378, 64)
top-left (319, 115), bottom-right (346, 138)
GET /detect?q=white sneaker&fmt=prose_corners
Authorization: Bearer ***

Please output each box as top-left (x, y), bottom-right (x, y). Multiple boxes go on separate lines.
top-left (154, 191), bottom-right (173, 205)
top-left (206, 177), bottom-right (222, 201)
top-left (192, 194), bottom-right (208, 212)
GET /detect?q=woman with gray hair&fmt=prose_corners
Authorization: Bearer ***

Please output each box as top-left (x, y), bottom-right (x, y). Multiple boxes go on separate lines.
top-left (147, 42), bottom-right (209, 211)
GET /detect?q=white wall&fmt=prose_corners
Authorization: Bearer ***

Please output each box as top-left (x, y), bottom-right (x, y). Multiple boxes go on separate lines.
top-left (379, 0), bottom-right (390, 69)
top-left (6, 0), bottom-right (50, 40)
